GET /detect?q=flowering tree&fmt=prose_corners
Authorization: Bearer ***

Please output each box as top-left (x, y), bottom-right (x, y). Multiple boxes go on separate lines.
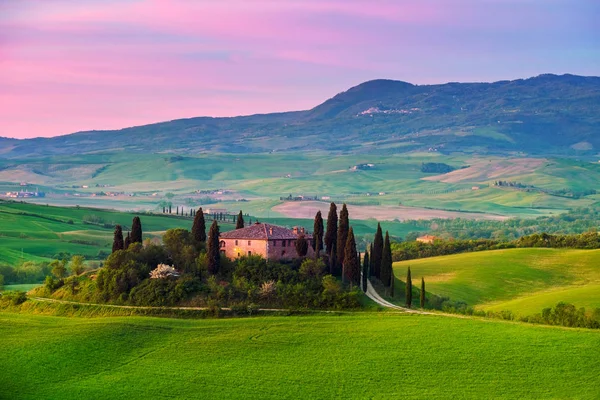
top-left (149, 264), bottom-right (180, 279)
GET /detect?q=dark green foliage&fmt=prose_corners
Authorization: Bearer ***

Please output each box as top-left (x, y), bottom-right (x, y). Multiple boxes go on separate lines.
top-left (420, 277), bottom-right (425, 308)
top-left (295, 235), bottom-right (309, 257)
top-left (112, 225), bottom-right (124, 253)
top-left (324, 202), bottom-right (337, 252)
top-left (519, 302), bottom-right (600, 329)
top-left (362, 249), bottom-right (369, 292)
top-left (124, 231), bottom-right (131, 250)
top-left (380, 231), bottom-right (393, 286)
top-left (192, 207), bottom-right (207, 245)
top-left (336, 204), bottom-right (349, 266)
top-left (312, 211), bottom-right (324, 252)
top-left (129, 276), bottom-right (202, 307)
top-left (162, 229), bottom-right (199, 273)
top-left (406, 267), bottom-right (413, 308)
top-left (344, 227), bottom-right (360, 286)
top-left (328, 246), bottom-right (337, 276)
top-left (421, 162), bottom-right (456, 174)
top-left (207, 220), bottom-right (220, 275)
top-left (390, 272), bottom-right (394, 298)
top-left (371, 224), bottom-right (383, 278)
top-left (236, 210), bottom-right (245, 229)
top-left (131, 216), bottom-right (142, 244)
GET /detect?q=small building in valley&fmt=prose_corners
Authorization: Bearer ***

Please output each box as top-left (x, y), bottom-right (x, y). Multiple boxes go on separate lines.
top-left (416, 235), bottom-right (438, 244)
top-left (219, 223), bottom-right (314, 261)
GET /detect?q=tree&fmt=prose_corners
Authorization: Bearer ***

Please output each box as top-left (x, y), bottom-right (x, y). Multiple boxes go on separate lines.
top-left (51, 259), bottom-right (67, 279)
top-left (112, 225), bottom-right (124, 253)
top-left (390, 270), bottom-right (395, 297)
top-left (0, 274), bottom-right (4, 290)
top-left (371, 223), bottom-right (383, 278)
top-left (131, 216), bottom-right (142, 244)
top-left (362, 248), bottom-right (369, 292)
top-left (336, 204), bottom-right (349, 266)
top-left (169, 205), bottom-right (172, 214)
top-left (324, 202), bottom-right (338, 252)
top-left (344, 227), bottom-right (360, 286)
top-left (380, 231), bottom-right (392, 286)
top-left (295, 234), bottom-right (309, 257)
top-left (236, 210), bottom-right (245, 229)
top-left (124, 232), bottom-right (131, 250)
top-left (406, 267), bottom-right (413, 308)
top-left (207, 220), bottom-right (220, 275)
top-left (312, 211), bottom-right (324, 252)
top-left (420, 277), bottom-right (426, 308)
top-left (329, 246), bottom-right (337, 275)
top-left (192, 207), bottom-right (207, 245)
top-left (70, 255), bottom-right (85, 276)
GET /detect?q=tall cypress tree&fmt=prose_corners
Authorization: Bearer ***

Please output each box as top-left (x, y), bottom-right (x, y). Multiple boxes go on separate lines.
top-left (295, 234), bottom-right (309, 257)
top-left (169, 204), bottom-right (172, 214)
top-left (112, 225), bottom-right (124, 253)
top-left (362, 248), bottom-right (369, 292)
top-left (124, 231), bottom-right (131, 250)
top-left (236, 210), bottom-right (245, 229)
top-left (371, 223), bottom-right (383, 279)
top-left (420, 277), bottom-right (426, 308)
top-left (336, 204), bottom-right (349, 266)
top-left (329, 246), bottom-right (337, 275)
top-left (324, 202), bottom-right (338, 252)
top-left (380, 231), bottom-right (392, 286)
top-left (312, 211), bottom-right (324, 252)
top-left (406, 267), bottom-right (413, 308)
top-left (192, 207), bottom-right (207, 245)
top-left (131, 216), bottom-right (142, 244)
top-left (207, 220), bottom-right (220, 275)
top-left (390, 270), bottom-right (395, 298)
top-left (344, 227), bottom-right (360, 286)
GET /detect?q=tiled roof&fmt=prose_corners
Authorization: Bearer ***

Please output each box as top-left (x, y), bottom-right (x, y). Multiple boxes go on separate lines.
top-left (220, 223), bottom-right (312, 240)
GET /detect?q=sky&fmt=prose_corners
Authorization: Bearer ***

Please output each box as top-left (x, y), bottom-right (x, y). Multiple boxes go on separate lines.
top-left (1, 0), bottom-right (598, 139)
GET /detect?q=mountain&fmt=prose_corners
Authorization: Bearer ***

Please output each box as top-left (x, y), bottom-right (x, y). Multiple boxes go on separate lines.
top-left (2, 74), bottom-right (599, 158)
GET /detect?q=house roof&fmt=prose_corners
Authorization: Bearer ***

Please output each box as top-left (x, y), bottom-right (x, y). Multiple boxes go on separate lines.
top-left (417, 235), bottom-right (437, 240)
top-left (220, 223), bottom-right (312, 240)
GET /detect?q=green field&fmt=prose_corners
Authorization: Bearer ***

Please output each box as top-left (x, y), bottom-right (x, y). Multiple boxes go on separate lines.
top-left (393, 248), bottom-right (600, 315)
top-left (1, 311), bottom-right (599, 399)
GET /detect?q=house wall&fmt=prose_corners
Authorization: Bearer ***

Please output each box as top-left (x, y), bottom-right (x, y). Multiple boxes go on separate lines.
top-left (221, 238), bottom-right (315, 261)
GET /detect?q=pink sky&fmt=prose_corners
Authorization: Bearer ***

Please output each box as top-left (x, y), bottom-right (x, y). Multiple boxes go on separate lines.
top-left (1, 0), bottom-right (598, 139)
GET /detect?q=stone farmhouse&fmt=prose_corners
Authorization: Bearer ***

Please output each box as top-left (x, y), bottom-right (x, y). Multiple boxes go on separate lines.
top-left (416, 235), bottom-right (438, 244)
top-left (219, 223), bottom-right (314, 261)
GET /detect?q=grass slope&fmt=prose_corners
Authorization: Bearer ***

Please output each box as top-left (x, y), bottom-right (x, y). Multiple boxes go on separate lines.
top-left (393, 248), bottom-right (600, 314)
top-left (1, 312), bottom-right (599, 399)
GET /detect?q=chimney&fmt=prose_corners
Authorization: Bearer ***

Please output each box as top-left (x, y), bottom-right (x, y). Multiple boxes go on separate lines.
top-left (293, 227), bottom-right (298, 235)
top-left (269, 227), bottom-right (273, 235)
top-left (300, 227), bottom-right (305, 234)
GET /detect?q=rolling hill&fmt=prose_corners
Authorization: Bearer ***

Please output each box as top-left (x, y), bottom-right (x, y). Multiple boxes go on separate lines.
top-left (2, 74), bottom-right (599, 157)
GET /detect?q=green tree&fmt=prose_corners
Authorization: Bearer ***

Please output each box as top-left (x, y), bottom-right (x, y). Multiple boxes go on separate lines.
top-left (329, 246), bottom-right (337, 275)
top-left (362, 248), bottom-right (369, 292)
top-left (371, 223), bottom-right (383, 279)
top-left (192, 207), bottom-right (207, 245)
top-left (70, 255), bottom-right (85, 276)
top-left (124, 231), bottom-right (131, 250)
top-left (380, 231), bottom-right (392, 286)
top-left (406, 267), bottom-right (413, 308)
top-left (324, 202), bottom-right (337, 252)
top-left (336, 204), bottom-right (349, 266)
top-left (390, 270), bottom-right (395, 297)
top-left (420, 277), bottom-right (425, 308)
top-left (112, 225), bottom-right (124, 253)
top-left (207, 220), bottom-right (220, 275)
top-left (344, 227), bottom-right (360, 286)
top-left (312, 211), bottom-right (324, 252)
top-left (236, 210), bottom-right (245, 229)
top-left (51, 259), bottom-right (68, 279)
top-left (295, 234), bottom-right (309, 257)
top-left (0, 273), bottom-right (4, 289)
top-left (131, 216), bottom-right (142, 244)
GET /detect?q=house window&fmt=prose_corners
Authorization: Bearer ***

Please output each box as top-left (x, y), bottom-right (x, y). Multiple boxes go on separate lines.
top-left (237, 252), bottom-right (241, 257)
top-left (220, 240), bottom-right (226, 248)
top-left (248, 251), bottom-right (252, 256)
top-left (282, 240), bottom-right (286, 247)
top-left (248, 240), bottom-right (251, 245)
top-left (235, 240), bottom-right (238, 246)
top-left (281, 250), bottom-right (286, 257)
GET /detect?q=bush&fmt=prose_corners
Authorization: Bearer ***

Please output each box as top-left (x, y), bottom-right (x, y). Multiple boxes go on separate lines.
top-left (5, 291), bottom-right (27, 305)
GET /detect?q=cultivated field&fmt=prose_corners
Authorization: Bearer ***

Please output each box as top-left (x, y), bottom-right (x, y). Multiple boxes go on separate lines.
top-left (1, 312), bottom-right (599, 399)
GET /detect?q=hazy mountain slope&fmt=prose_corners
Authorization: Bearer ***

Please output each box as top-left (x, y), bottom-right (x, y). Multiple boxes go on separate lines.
top-left (2, 74), bottom-right (599, 157)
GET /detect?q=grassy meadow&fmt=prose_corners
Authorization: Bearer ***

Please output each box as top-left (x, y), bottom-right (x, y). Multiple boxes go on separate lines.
top-left (392, 248), bottom-right (600, 315)
top-left (1, 311), bottom-right (599, 399)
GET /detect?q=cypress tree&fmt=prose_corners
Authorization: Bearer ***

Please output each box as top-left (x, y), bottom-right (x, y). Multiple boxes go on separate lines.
top-left (207, 220), bottom-right (220, 275)
top-left (362, 248), bottom-right (369, 292)
top-left (380, 231), bottom-right (392, 286)
top-left (162, 206), bottom-right (165, 213)
top-left (406, 267), bottom-right (413, 308)
top-left (344, 227), bottom-right (360, 286)
top-left (169, 205), bottom-right (172, 214)
top-left (390, 270), bottom-right (395, 298)
top-left (131, 216), bottom-right (142, 244)
top-left (236, 210), bottom-right (245, 229)
top-left (124, 231), bottom-right (131, 250)
top-left (420, 277), bottom-right (426, 308)
top-left (192, 207), bottom-right (207, 244)
top-left (371, 223), bottom-right (383, 279)
top-left (329, 246), bottom-right (337, 275)
top-left (295, 235), bottom-right (309, 257)
top-left (336, 204), bottom-right (349, 266)
top-left (112, 225), bottom-right (124, 253)
top-left (176, 206), bottom-right (179, 215)
top-left (312, 211), bottom-right (324, 252)
top-left (324, 203), bottom-right (338, 252)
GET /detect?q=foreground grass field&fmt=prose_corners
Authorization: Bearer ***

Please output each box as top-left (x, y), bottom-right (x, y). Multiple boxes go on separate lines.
top-left (1, 311), bottom-right (599, 399)
top-left (393, 248), bottom-right (600, 315)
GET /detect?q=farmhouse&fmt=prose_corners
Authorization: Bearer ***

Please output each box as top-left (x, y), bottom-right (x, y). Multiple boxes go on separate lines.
top-left (219, 223), bottom-right (314, 261)
top-left (416, 235), bottom-right (438, 244)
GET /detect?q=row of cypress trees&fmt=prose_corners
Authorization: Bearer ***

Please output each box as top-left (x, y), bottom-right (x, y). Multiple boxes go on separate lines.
top-left (112, 216), bottom-right (143, 253)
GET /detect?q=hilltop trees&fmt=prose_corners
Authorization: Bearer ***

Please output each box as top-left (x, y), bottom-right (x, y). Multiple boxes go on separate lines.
top-left (207, 220), bottom-right (220, 275)
top-left (70, 255), bottom-right (85, 276)
top-left (324, 202), bottom-right (338, 252)
top-left (380, 231), bottom-right (392, 286)
top-left (371, 223), bottom-right (383, 279)
top-left (362, 248), bottom-right (369, 292)
top-left (337, 204), bottom-right (349, 267)
top-left (236, 210), bottom-right (245, 229)
top-left (329, 246), bottom-right (337, 275)
top-left (124, 232), bottom-right (131, 250)
top-left (420, 277), bottom-right (425, 308)
top-left (50, 259), bottom-right (67, 279)
top-left (192, 207), bottom-right (207, 245)
top-left (344, 227), bottom-right (360, 286)
top-left (295, 235), bottom-right (309, 257)
top-left (313, 211), bottom-right (324, 253)
top-left (112, 225), bottom-right (124, 253)
top-left (131, 216), bottom-right (142, 244)
top-left (406, 267), bottom-right (413, 308)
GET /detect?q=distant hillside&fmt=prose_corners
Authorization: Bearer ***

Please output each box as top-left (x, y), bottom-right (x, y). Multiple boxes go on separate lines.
top-left (2, 74), bottom-right (599, 157)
